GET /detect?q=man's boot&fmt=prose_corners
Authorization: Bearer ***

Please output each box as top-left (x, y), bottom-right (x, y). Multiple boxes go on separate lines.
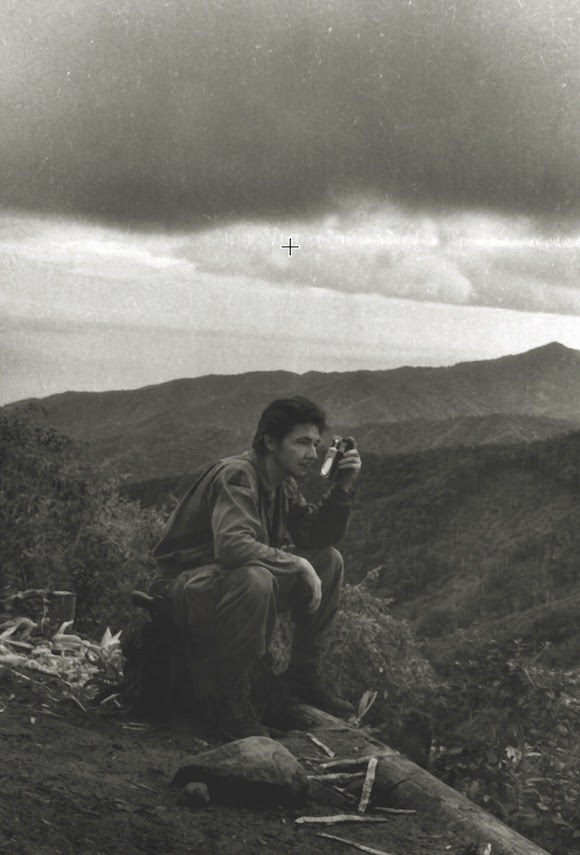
top-left (284, 658), bottom-right (355, 719)
top-left (215, 664), bottom-right (270, 741)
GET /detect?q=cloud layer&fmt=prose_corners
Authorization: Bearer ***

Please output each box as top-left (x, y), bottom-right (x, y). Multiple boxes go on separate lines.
top-left (2, 207), bottom-right (580, 404)
top-left (180, 205), bottom-right (580, 316)
top-left (1, 0), bottom-right (578, 225)
top-left (2, 206), bottom-right (579, 319)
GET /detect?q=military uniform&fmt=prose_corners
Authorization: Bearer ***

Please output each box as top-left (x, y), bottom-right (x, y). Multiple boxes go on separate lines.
top-left (152, 449), bottom-right (355, 735)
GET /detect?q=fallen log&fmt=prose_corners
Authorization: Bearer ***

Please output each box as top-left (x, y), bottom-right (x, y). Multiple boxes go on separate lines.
top-left (373, 753), bottom-right (550, 855)
top-left (273, 702), bottom-right (352, 732)
top-left (281, 703), bottom-right (549, 854)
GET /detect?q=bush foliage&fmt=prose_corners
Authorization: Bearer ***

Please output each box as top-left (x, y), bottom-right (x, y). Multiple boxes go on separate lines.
top-left (432, 636), bottom-right (580, 854)
top-left (0, 414), bottom-right (164, 632)
top-left (330, 573), bottom-right (439, 728)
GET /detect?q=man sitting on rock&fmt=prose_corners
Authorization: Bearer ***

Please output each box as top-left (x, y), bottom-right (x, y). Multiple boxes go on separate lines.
top-left (152, 396), bottom-right (361, 739)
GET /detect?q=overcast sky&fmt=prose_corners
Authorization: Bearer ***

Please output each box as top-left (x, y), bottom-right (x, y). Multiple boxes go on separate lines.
top-left (1, 0), bottom-right (579, 404)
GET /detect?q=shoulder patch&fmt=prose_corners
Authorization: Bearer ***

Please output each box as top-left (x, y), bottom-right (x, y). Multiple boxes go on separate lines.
top-left (226, 469), bottom-right (252, 489)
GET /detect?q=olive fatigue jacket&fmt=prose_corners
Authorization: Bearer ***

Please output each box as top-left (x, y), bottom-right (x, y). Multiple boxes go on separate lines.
top-left (153, 451), bottom-right (353, 580)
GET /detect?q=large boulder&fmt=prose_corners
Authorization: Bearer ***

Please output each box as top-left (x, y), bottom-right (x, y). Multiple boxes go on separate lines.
top-left (172, 736), bottom-right (309, 808)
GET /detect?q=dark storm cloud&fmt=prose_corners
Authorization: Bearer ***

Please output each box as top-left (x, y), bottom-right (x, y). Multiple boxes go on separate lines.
top-left (1, 0), bottom-right (578, 226)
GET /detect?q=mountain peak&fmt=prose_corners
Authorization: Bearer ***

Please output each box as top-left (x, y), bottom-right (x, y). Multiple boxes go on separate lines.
top-left (515, 341), bottom-right (580, 364)
top-left (529, 341), bottom-right (577, 355)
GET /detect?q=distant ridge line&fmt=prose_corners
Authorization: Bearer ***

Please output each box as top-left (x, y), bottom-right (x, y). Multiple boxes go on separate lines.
top-left (3, 341), bottom-right (578, 408)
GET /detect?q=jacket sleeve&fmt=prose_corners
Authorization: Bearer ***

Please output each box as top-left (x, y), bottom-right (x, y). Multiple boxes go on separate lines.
top-left (286, 480), bottom-right (353, 549)
top-left (209, 467), bottom-right (302, 575)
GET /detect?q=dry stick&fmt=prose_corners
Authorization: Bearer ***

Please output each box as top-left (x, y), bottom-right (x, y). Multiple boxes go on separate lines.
top-left (331, 785), bottom-right (359, 804)
top-left (321, 752), bottom-right (393, 770)
top-left (7, 666), bottom-right (56, 692)
top-left (98, 692), bottom-right (121, 706)
top-left (308, 772), bottom-right (365, 785)
top-left (306, 731), bottom-right (335, 758)
top-left (0, 638), bottom-right (34, 650)
top-left (296, 815), bottom-right (391, 825)
top-left (373, 807), bottom-right (416, 816)
top-left (66, 695), bottom-right (87, 712)
top-left (7, 668), bottom-right (31, 681)
top-left (129, 781), bottom-right (160, 795)
top-left (321, 757), bottom-right (366, 770)
top-left (351, 689), bottom-right (379, 728)
top-left (317, 831), bottom-right (395, 855)
top-left (358, 757), bottom-right (378, 814)
top-left (313, 725), bottom-right (352, 733)
top-left (8, 670), bottom-right (60, 703)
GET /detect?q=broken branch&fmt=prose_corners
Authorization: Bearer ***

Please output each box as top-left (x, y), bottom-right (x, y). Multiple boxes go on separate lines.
top-left (306, 732), bottom-right (335, 757)
top-left (316, 831), bottom-right (396, 855)
top-left (330, 786), bottom-right (358, 805)
top-left (296, 815), bottom-right (391, 825)
top-left (308, 772), bottom-right (365, 784)
top-left (320, 751), bottom-right (393, 770)
top-left (350, 689), bottom-right (379, 727)
top-left (358, 757), bottom-right (378, 814)
top-left (373, 806), bottom-right (416, 815)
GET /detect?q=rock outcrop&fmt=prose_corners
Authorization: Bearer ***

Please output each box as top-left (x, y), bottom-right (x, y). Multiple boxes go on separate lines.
top-left (172, 736), bottom-right (309, 808)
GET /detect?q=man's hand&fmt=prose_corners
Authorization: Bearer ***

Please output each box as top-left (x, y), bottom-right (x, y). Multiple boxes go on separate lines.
top-left (296, 556), bottom-right (322, 613)
top-left (335, 440), bottom-right (362, 491)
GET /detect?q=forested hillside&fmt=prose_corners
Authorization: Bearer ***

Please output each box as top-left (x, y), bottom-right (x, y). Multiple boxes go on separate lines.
top-left (5, 343), bottom-right (580, 482)
top-left (337, 431), bottom-right (580, 663)
top-left (120, 424), bottom-right (580, 667)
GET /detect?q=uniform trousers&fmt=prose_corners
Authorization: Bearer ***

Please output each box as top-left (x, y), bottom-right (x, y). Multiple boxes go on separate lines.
top-left (169, 546), bottom-right (344, 670)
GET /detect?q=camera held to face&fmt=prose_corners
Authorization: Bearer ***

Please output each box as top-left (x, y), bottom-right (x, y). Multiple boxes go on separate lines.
top-left (320, 436), bottom-right (355, 481)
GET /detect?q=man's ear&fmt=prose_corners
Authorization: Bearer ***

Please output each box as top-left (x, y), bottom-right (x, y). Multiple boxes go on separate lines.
top-left (263, 434), bottom-right (277, 453)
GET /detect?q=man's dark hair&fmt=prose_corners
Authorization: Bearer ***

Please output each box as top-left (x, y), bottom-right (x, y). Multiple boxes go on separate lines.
top-left (252, 397), bottom-right (328, 454)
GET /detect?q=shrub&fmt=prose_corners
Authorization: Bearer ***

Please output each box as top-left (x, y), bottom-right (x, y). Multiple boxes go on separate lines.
top-left (431, 636), bottom-right (580, 853)
top-left (328, 575), bottom-right (440, 727)
top-left (0, 414), bottom-right (164, 633)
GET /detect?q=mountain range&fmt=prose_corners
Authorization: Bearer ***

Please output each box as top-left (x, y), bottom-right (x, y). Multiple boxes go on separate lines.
top-left (5, 341), bottom-right (580, 483)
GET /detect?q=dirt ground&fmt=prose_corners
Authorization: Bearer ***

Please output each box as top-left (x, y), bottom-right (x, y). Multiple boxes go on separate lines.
top-left (0, 669), bottom-right (478, 855)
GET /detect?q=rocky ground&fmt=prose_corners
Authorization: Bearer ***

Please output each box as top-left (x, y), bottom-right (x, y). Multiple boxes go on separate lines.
top-left (0, 667), bottom-right (477, 855)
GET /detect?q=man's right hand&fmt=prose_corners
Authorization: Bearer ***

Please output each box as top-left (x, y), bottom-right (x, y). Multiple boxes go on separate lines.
top-left (296, 557), bottom-right (322, 613)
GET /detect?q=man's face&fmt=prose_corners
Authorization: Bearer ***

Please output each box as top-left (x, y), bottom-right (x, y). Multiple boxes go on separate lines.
top-left (265, 423), bottom-right (321, 480)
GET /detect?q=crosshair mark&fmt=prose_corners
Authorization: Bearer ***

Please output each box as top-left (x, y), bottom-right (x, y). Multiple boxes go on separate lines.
top-left (281, 237), bottom-right (299, 256)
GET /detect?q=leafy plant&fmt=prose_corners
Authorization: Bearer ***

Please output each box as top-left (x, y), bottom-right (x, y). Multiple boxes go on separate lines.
top-left (0, 413), bottom-right (164, 632)
top-left (431, 637), bottom-right (580, 853)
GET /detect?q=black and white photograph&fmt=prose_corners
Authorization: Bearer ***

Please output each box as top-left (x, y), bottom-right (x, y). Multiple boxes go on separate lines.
top-left (1, 2), bottom-right (579, 854)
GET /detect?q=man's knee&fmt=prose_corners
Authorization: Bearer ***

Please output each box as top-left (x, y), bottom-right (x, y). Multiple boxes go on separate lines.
top-left (309, 546), bottom-right (344, 582)
top-left (245, 564), bottom-right (277, 595)
top-left (324, 546), bottom-right (344, 572)
top-left (221, 564), bottom-right (277, 606)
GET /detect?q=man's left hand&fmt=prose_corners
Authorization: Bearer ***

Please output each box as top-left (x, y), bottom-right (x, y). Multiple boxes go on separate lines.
top-left (335, 441), bottom-right (361, 491)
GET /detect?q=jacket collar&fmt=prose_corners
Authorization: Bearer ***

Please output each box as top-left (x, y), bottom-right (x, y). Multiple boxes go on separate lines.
top-left (247, 449), bottom-right (281, 495)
